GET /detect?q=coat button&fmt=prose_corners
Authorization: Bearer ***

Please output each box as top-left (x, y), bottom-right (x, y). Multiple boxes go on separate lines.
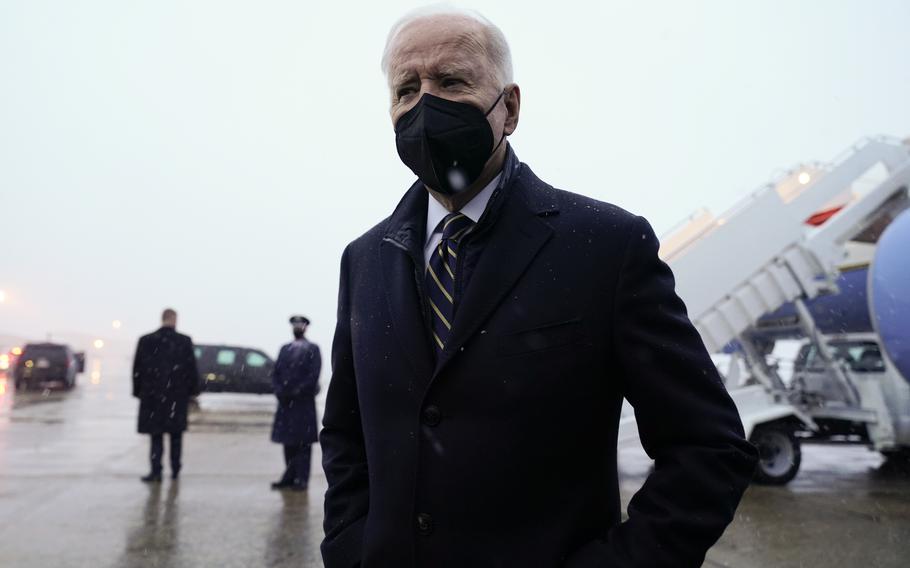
top-left (416, 513), bottom-right (434, 535)
top-left (422, 405), bottom-right (441, 427)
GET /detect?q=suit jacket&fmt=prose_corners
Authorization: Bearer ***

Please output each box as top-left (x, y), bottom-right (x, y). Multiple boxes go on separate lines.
top-left (132, 327), bottom-right (200, 434)
top-left (320, 162), bottom-right (758, 568)
top-left (271, 338), bottom-right (322, 445)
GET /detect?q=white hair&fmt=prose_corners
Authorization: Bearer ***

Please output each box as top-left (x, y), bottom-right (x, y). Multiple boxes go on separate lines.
top-left (380, 4), bottom-right (514, 88)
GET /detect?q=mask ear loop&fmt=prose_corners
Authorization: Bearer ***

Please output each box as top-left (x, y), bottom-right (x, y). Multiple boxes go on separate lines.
top-left (483, 89), bottom-right (507, 116)
top-left (484, 89), bottom-right (509, 156)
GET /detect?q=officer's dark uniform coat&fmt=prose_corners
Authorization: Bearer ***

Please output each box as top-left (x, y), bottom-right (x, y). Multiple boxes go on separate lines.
top-left (271, 338), bottom-right (321, 445)
top-left (132, 327), bottom-right (200, 434)
top-left (320, 154), bottom-right (758, 568)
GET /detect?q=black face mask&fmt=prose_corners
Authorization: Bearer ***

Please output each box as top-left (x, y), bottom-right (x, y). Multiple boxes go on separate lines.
top-left (395, 91), bottom-right (506, 195)
top-left (293, 329), bottom-right (304, 340)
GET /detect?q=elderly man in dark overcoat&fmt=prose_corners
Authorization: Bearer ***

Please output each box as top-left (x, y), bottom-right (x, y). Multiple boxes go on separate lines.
top-left (271, 315), bottom-right (322, 491)
top-left (132, 308), bottom-right (199, 482)
top-left (320, 7), bottom-right (758, 568)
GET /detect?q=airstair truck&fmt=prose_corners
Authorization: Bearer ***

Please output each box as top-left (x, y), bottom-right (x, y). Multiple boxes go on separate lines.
top-left (637, 137), bottom-right (910, 484)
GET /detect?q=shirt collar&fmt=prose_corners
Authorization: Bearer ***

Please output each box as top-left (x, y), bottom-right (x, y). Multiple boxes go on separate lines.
top-left (425, 172), bottom-right (502, 246)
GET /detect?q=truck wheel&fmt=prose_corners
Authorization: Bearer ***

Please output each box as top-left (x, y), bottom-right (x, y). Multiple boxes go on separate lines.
top-left (751, 425), bottom-right (801, 485)
top-left (880, 448), bottom-right (910, 462)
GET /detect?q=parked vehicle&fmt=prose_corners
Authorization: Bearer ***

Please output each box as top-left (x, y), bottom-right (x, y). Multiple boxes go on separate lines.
top-left (792, 337), bottom-right (887, 405)
top-left (13, 343), bottom-right (85, 390)
top-left (195, 344), bottom-right (274, 394)
top-left (0, 345), bottom-right (23, 373)
top-left (791, 333), bottom-right (910, 456)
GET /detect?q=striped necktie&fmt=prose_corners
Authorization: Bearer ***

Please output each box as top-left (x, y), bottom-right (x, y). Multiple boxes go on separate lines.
top-left (426, 212), bottom-right (475, 354)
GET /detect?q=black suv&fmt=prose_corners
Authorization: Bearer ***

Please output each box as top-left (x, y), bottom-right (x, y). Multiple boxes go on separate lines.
top-left (13, 343), bottom-right (85, 390)
top-left (195, 344), bottom-right (274, 394)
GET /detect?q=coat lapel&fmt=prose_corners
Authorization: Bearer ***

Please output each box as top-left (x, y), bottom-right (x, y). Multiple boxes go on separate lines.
top-left (380, 184), bottom-right (436, 384)
top-left (435, 167), bottom-right (557, 374)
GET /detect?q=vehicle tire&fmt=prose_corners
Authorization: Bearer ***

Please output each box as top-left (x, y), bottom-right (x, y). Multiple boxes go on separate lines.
top-left (750, 425), bottom-right (801, 485)
top-left (880, 448), bottom-right (910, 462)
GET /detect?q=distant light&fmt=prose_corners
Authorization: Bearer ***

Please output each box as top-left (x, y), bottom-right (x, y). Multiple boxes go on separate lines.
top-left (25, 360), bottom-right (34, 368)
top-left (91, 371), bottom-right (101, 384)
top-left (112, 320), bottom-right (122, 329)
top-left (93, 339), bottom-right (105, 349)
top-left (11, 347), bottom-right (22, 356)
top-left (798, 172), bottom-right (811, 185)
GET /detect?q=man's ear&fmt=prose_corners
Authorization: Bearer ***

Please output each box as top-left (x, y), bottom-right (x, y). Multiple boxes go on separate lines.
top-left (503, 84), bottom-right (521, 136)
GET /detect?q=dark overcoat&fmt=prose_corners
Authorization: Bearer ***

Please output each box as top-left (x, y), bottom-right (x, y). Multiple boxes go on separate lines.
top-left (271, 338), bottom-right (321, 445)
top-left (132, 327), bottom-right (200, 434)
top-left (320, 159), bottom-right (759, 568)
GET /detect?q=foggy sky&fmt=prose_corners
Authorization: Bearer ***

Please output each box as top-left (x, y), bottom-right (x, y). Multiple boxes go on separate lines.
top-left (2, 0), bottom-right (909, 364)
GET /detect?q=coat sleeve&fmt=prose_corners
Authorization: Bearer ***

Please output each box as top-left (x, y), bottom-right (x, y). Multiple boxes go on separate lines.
top-left (271, 345), bottom-right (286, 394)
top-left (567, 216), bottom-right (758, 568)
top-left (132, 337), bottom-right (145, 398)
top-left (309, 345), bottom-right (322, 396)
top-left (186, 337), bottom-right (200, 397)
top-left (320, 246), bottom-right (369, 568)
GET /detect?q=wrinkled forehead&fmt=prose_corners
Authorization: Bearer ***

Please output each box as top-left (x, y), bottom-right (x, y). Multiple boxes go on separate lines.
top-left (386, 17), bottom-right (492, 83)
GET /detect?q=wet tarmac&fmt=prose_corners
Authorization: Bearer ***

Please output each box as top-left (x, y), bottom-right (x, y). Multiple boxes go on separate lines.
top-left (0, 364), bottom-right (324, 568)
top-left (1, 364), bottom-right (908, 567)
top-left (622, 444), bottom-right (910, 567)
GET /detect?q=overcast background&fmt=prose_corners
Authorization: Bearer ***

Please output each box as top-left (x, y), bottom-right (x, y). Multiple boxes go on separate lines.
top-left (2, 0), bottom-right (909, 365)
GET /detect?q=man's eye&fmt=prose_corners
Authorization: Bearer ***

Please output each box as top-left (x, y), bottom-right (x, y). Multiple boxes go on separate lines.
top-left (396, 87), bottom-right (416, 99)
top-left (441, 78), bottom-right (464, 88)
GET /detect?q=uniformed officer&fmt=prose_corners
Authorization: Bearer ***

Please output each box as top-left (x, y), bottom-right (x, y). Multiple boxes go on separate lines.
top-left (270, 315), bottom-right (321, 491)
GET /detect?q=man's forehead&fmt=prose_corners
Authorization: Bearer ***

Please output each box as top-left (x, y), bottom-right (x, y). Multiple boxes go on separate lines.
top-left (391, 46), bottom-right (479, 78)
top-left (387, 18), bottom-right (488, 77)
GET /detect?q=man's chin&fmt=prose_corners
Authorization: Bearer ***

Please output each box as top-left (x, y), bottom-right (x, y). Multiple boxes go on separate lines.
top-left (427, 183), bottom-right (485, 211)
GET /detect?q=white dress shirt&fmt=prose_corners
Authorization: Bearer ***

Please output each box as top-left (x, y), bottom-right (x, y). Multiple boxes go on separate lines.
top-left (424, 173), bottom-right (502, 268)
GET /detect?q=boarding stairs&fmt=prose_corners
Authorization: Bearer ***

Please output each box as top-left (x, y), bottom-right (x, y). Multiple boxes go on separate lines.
top-left (660, 137), bottom-right (910, 354)
top-left (617, 137), bottom-right (910, 448)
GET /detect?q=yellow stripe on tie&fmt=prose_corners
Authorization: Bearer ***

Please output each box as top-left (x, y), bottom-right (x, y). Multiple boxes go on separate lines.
top-left (447, 245), bottom-right (458, 258)
top-left (427, 264), bottom-right (453, 303)
top-left (429, 299), bottom-right (452, 329)
top-left (443, 214), bottom-right (465, 230)
top-left (449, 225), bottom-right (472, 242)
top-left (437, 245), bottom-right (455, 279)
top-left (432, 332), bottom-right (445, 349)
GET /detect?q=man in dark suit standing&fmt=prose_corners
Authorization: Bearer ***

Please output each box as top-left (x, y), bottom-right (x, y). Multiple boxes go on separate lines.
top-left (132, 308), bottom-right (199, 482)
top-left (270, 315), bottom-right (322, 491)
top-left (321, 7), bottom-right (758, 568)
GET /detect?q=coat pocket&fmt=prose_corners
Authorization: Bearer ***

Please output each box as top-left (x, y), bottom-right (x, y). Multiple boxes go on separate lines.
top-left (498, 318), bottom-right (584, 357)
